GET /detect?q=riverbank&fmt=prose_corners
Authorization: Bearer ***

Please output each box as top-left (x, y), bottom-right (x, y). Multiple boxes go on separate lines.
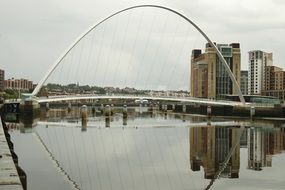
top-left (0, 114), bottom-right (26, 190)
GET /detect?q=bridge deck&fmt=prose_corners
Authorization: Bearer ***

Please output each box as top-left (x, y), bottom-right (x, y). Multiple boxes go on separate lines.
top-left (0, 117), bottom-right (23, 190)
top-left (37, 94), bottom-right (243, 106)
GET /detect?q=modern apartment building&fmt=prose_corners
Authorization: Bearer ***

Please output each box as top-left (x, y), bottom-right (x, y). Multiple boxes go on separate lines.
top-left (248, 50), bottom-right (273, 95)
top-left (0, 69), bottom-right (4, 91)
top-left (240, 70), bottom-right (248, 95)
top-left (191, 43), bottom-right (241, 99)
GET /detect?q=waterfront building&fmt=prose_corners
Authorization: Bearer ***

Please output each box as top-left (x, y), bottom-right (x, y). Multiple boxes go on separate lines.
top-left (262, 65), bottom-right (285, 101)
top-left (5, 78), bottom-right (34, 91)
top-left (0, 69), bottom-right (4, 91)
top-left (248, 50), bottom-right (273, 95)
top-left (240, 70), bottom-right (248, 95)
top-left (191, 43), bottom-right (241, 99)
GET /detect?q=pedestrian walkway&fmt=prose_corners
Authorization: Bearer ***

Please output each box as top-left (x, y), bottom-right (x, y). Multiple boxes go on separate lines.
top-left (0, 116), bottom-right (24, 190)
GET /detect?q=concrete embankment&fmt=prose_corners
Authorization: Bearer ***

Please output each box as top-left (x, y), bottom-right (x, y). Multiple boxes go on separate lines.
top-left (162, 104), bottom-right (285, 119)
top-left (0, 105), bottom-right (26, 190)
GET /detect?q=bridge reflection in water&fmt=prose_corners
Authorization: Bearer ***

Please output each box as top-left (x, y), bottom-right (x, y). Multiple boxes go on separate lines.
top-left (7, 107), bottom-right (285, 190)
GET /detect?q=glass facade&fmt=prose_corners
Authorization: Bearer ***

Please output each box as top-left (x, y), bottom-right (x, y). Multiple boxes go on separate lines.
top-left (240, 71), bottom-right (248, 95)
top-left (226, 95), bottom-right (280, 105)
top-left (216, 46), bottom-right (233, 99)
top-left (250, 96), bottom-right (280, 104)
top-left (221, 47), bottom-right (233, 57)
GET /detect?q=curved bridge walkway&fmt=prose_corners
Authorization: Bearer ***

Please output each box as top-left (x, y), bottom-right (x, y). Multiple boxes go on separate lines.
top-left (37, 94), bottom-right (243, 107)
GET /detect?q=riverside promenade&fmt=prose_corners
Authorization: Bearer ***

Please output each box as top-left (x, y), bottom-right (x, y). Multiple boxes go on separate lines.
top-left (0, 115), bottom-right (24, 190)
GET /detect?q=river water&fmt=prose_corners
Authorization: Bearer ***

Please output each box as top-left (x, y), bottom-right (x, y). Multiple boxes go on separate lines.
top-left (8, 107), bottom-right (285, 190)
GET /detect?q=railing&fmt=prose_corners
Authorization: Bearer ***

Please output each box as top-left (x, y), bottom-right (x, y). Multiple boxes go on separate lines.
top-left (2, 93), bottom-right (278, 108)
top-left (4, 99), bottom-right (21, 103)
top-left (36, 93), bottom-right (282, 108)
top-left (36, 94), bottom-right (243, 106)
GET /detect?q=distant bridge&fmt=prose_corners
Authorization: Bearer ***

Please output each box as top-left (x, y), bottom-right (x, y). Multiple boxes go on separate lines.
top-left (37, 94), bottom-right (243, 107)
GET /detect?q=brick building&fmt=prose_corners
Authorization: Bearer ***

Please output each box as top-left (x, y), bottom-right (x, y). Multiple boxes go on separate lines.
top-left (0, 69), bottom-right (4, 91)
top-left (5, 78), bottom-right (34, 91)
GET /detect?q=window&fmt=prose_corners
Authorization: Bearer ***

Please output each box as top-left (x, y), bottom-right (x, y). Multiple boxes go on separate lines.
top-left (221, 47), bottom-right (232, 57)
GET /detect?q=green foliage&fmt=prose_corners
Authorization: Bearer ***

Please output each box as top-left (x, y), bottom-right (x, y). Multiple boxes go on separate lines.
top-left (42, 83), bottom-right (155, 96)
top-left (0, 89), bottom-right (27, 100)
top-left (46, 83), bottom-right (62, 90)
top-left (90, 86), bottom-right (106, 94)
top-left (67, 83), bottom-right (77, 88)
top-left (44, 83), bottom-right (106, 94)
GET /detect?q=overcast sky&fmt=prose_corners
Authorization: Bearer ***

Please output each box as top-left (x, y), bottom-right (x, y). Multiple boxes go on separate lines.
top-left (1, 0), bottom-right (285, 90)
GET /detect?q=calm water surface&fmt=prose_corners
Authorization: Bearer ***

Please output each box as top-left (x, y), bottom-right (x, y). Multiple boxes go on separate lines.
top-left (9, 107), bottom-right (285, 190)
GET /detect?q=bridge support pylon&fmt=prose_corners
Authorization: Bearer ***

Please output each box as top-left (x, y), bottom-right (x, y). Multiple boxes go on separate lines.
top-left (207, 105), bottom-right (212, 118)
top-left (123, 105), bottom-right (128, 119)
top-left (67, 103), bottom-right (72, 113)
top-left (91, 105), bottom-right (96, 116)
top-left (182, 104), bottom-right (186, 113)
top-left (45, 103), bottom-right (49, 111)
top-left (250, 106), bottom-right (255, 120)
top-left (104, 105), bottom-right (111, 117)
top-left (19, 99), bottom-right (40, 119)
top-left (80, 105), bottom-right (88, 131)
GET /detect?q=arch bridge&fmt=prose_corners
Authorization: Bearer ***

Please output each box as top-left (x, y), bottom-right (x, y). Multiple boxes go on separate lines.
top-left (31, 4), bottom-right (246, 105)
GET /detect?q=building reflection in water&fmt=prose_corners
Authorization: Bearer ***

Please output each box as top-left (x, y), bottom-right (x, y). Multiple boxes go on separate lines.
top-left (19, 115), bottom-right (39, 133)
top-left (3, 112), bottom-right (39, 133)
top-left (247, 127), bottom-right (285, 170)
top-left (40, 108), bottom-right (68, 121)
top-left (190, 123), bottom-right (285, 179)
top-left (189, 125), bottom-right (240, 179)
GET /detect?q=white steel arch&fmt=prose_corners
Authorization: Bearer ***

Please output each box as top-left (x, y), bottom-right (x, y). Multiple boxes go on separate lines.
top-left (32, 4), bottom-right (245, 104)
